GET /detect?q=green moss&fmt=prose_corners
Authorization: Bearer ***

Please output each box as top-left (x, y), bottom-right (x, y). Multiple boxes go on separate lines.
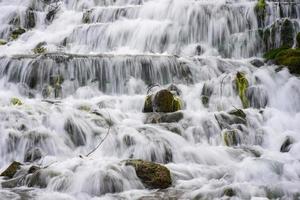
top-left (255, 0), bottom-right (266, 25)
top-left (173, 96), bottom-right (182, 111)
top-left (10, 97), bottom-right (23, 106)
top-left (264, 48), bottom-right (300, 75)
top-left (0, 39), bottom-right (7, 45)
top-left (10, 28), bottom-right (26, 40)
top-left (235, 72), bottom-right (249, 108)
top-left (0, 161), bottom-right (22, 178)
top-left (125, 159), bottom-right (172, 189)
top-left (33, 42), bottom-right (47, 54)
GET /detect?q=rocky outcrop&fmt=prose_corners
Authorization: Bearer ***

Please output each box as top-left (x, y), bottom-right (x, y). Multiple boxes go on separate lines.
top-left (125, 160), bottom-right (172, 189)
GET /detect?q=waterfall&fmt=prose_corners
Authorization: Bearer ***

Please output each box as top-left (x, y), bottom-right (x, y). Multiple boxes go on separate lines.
top-left (0, 0), bottom-right (300, 199)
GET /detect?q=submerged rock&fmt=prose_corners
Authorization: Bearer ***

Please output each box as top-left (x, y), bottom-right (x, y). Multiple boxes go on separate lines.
top-left (125, 160), bottom-right (172, 189)
top-left (201, 83), bottom-right (213, 107)
top-left (33, 42), bottom-right (47, 54)
top-left (223, 129), bottom-right (240, 146)
top-left (0, 161), bottom-right (22, 178)
top-left (143, 89), bottom-right (183, 113)
top-left (24, 148), bottom-right (43, 162)
top-left (223, 188), bottom-right (236, 197)
top-left (280, 136), bottom-right (294, 153)
top-left (235, 72), bottom-right (249, 108)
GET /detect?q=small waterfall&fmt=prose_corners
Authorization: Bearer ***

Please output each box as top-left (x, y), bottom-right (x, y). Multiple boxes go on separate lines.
top-left (0, 0), bottom-right (300, 199)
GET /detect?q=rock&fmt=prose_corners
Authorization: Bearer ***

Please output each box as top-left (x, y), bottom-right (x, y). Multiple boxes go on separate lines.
top-left (0, 161), bottom-right (22, 178)
top-left (42, 85), bottom-right (53, 99)
top-left (223, 188), bottom-right (236, 197)
top-left (10, 97), bottom-right (23, 106)
top-left (167, 84), bottom-right (182, 96)
top-left (0, 39), bottom-right (7, 45)
top-left (201, 83), bottom-right (213, 107)
top-left (25, 8), bottom-right (36, 29)
top-left (143, 89), bottom-right (183, 113)
top-left (280, 136), bottom-right (293, 153)
top-left (28, 166), bottom-right (40, 174)
top-left (281, 19), bottom-right (294, 48)
top-left (125, 160), bottom-right (172, 189)
top-left (235, 72), bottom-right (249, 108)
top-left (145, 111), bottom-right (184, 124)
top-left (223, 129), bottom-right (240, 146)
top-left (250, 59), bottom-right (264, 68)
top-left (24, 148), bottom-right (42, 162)
top-left (10, 28), bottom-right (26, 40)
top-left (228, 108), bottom-right (246, 120)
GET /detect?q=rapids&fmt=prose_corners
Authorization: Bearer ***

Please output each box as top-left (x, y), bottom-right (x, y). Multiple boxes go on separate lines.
top-left (0, 0), bottom-right (300, 199)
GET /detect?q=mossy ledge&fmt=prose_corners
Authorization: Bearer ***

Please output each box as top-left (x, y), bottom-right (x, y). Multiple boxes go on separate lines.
top-left (264, 47), bottom-right (300, 75)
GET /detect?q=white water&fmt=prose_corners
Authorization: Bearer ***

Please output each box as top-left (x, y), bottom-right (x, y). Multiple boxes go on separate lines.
top-left (0, 0), bottom-right (300, 199)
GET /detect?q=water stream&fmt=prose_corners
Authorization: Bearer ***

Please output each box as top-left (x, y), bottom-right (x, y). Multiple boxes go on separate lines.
top-left (0, 0), bottom-right (300, 199)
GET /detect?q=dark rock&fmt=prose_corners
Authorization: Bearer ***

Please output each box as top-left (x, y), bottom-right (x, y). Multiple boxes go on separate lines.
top-left (246, 86), bottom-right (268, 109)
top-left (223, 129), bottom-right (240, 146)
top-left (24, 148), bottom-right (42, 162)
top-left (250, 59), bottom-right (264, 67)
top-left (167, 84), bottom-right (182, 96)
top-left (280, 136), bottom-right (293, 153)
top-left (223, 188), bottom-right (236, 197)
top-left (125, 160), bottom-right (172, 189)
top-left (10, 28), bottom-right (26, 40)
top-left (28, 166), bottom-right (40, 174)
top-left (0, 161), bottom-right (22, 178)
top-left (25, 8), bottom-right (36, 29)
top-left (201, 83), bottom-right (213, 107)
top-left (281, 19), bottom-right (294, 48)
top-left (297, 32), bottom-right (300, 48)
top-left (228, 108), bottom-right (246, 120)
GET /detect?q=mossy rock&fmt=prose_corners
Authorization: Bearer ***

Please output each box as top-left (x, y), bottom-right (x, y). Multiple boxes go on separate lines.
top-left (235, 72), bottom-right (249, 108)
top-left (126, 160), bottom-right (172, 189)
top-left (0, 161), bottom-right (22, 178)
top-left (254, 0), bottom-right (266, 27)
top-left (143, 89), bottom-right (183, 113)
top-left (10, 28), bottom-right (26, 40)
top-left (264, 48), bottom-right (300, 75)
top-left (223, 129), bottom-right (240, 146)
top-left (0, 39), bottom-right (7, 45)
top-left (10, 97), bottom-right (23, 106)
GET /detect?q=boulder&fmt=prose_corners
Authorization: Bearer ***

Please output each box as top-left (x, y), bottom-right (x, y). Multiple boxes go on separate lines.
top-left (143, 89), bottom-right (183, 113)
top-left (250, 59), bottom-right (264, 68)
top-left (0, 39), bottom-right (7, 45)
top-left (0, 161), bottom-right (22, 178)
top-left (125, 160), bottom-right (172, 189)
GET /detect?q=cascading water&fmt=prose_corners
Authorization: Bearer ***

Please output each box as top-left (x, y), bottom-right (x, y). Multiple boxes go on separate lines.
top-left (0, 0), bottom-right (300, 199)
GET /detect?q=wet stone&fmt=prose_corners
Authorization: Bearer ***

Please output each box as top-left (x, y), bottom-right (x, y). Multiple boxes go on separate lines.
top-left (0, 161), bottom-right (22, 178)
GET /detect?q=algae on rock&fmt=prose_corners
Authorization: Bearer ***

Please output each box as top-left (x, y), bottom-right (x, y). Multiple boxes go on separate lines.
top-left (235, 72), bottom-right (249, 108)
